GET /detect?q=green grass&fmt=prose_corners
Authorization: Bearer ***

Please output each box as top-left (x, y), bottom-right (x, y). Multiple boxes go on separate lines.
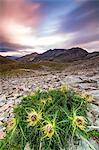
top-left (0, 86), bottom-right (98, 150)
top-left (0, 56), bottom-right (16, 64)
top-left (0, 61), bottom-right (67, 77)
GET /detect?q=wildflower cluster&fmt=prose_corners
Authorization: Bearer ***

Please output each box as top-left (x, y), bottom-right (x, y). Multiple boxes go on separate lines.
top-left (0, 86), bottom-right (98, 150)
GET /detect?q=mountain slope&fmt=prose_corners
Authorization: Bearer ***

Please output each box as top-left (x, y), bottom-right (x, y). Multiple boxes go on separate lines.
top-left (33, 49), bottom-right (66, 61)
top-left (33, 47), bottom-right (88, 62)
top-left (17, 52), bottom-right (38, 62)
top-left (6, 56), bottom-right (19, 60)
top-left (86, 52), bottom-right (99, 59)
top-left (0, 55), bottom-right (16, 64)
top-left (53, 47), bottom-right (88, 62)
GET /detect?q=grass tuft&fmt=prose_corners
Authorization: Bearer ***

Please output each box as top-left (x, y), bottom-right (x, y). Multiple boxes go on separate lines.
top-left (0, 86), bottom-right (98, 149)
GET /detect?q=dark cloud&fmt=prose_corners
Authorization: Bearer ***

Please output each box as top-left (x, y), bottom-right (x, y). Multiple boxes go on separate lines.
top-left (71, 33), bottom-right (99, 46)
top-left (0, 42), bottom-right (33, 52)
top-left (60, 1), bottom-right (99, 33)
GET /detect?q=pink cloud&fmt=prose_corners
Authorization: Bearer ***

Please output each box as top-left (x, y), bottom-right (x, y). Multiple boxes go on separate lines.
top-left (0, 0), bottom-right (41, 43)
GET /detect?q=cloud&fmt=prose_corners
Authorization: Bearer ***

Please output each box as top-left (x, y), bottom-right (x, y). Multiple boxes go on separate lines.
top-left (60, 1), bottom-right (99, 33)
top-left (57, 0), bottom-right (99, 50)
top-left (0, 42), bottom-right (33, 52)
top-left (0, 0), bottom-right (41, 47)
top-left (1, 0), bottom-right (41, 25)
top-left (71, 32), bottom-right (99, 46)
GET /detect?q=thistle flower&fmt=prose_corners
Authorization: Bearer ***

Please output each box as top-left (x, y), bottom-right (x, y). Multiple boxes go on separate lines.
top-left (60, 84), bottom-right (69, 92)
top-left (7, 118), bottom-right (17, 131)
top-left (42, 123), bottom-right (55, 138)
top-left (72, 116), bottom-right (86, 130)
top-left (40, 99), bottom-right (46, 105)
top-left (47, 96), bottom-right (53, 102)
top-left (48, 87), bottom-right (54, 91)
top-left (81, 92), bottom-right (93, 102)
top-left (29, 91), bottom-right (36, 97)
top-left (27, 109), bottom-right (42, 126)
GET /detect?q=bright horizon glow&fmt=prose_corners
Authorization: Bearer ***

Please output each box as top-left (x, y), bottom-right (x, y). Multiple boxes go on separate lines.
top-left (4, 21), bottom-right (73, 47)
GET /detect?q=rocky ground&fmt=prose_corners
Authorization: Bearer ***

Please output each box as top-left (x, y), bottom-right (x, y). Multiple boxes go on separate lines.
top-left (0, 69), bottom-right (99, 149)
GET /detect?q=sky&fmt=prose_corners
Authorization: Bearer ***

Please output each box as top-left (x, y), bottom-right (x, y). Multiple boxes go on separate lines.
top-left (0, 0), bottom-right (99, 57)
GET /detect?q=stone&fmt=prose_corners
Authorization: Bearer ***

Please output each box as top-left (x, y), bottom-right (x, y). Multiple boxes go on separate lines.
top-left (0, 130), bottom-right (5, 139)
top-left (77, 138), bottom-right (99, 150)
top-left (95, 118), bottom-right (99, 126)
top-left (90, 104), bottom-right (99, 114)
top-left (0, 101), bottom-right (5, 107)
top-left (24, 143), bottom-right (31, 150)
top-left (86, 111), bottom-right (94, 125)
top-left (0, 104), bottom-right (10, 113)
top-left (88, 90), bottom-right (99, 99)
top-left (64, 75), bottom-right (82, 84)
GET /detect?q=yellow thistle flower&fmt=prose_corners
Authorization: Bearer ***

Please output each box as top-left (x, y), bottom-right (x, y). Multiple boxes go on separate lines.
top-left (40, 99), bottom-right (46, 105)
top-left (47, 96), bottom-right (53, 102)
top-left (72, 116), bottom-right (86, 130)
top-left (42, 123), bottom-right (55, 138)
top-left (29, 91), bottom-right (36, 97)
top-left (81, 92), bottom-right (93, 102)
top-left (27, 110), bottom-right (42, 126)
top-left (60, 84), bottom-right (69, 92)
top-left (7, 118), bottom-right (17, 131)
top-left (48, 87), bottom-right (54, 91)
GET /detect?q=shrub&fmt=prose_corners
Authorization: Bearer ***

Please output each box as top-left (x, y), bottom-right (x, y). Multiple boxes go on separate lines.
top-left (0, 86), bottom-right (98, 150)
